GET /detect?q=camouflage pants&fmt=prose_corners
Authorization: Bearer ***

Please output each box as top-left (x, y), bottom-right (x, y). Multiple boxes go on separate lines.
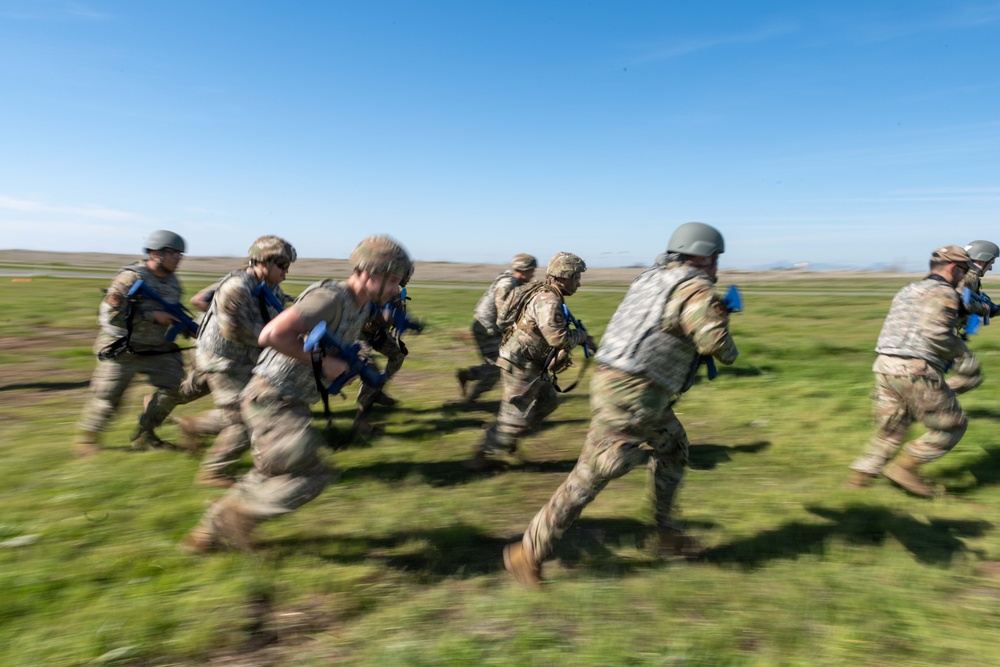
top-left (946, 351), bottom-right (983, 395)
top-left (460, 321), bottom-right (503, 400)
top-left (851, 371), bottom-right (967, 475)
top-left (480, 357), bottom-right (560, 454)
top-left (520, 365), bottom-right (689, 567)
top-left (77, 351), bottom-right (185, 436)
top-left (178, 356), bottom-right (255, 474)
top-left (357, 333), bottom-right (406, 408)
top-left (201, 376), bottom-right (338, 529)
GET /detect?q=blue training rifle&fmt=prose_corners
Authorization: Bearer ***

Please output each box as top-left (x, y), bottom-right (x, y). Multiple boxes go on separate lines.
top-left (701, 285), bottom-right (742, 380)
top-left (128, 279), bottom-right (199, 341)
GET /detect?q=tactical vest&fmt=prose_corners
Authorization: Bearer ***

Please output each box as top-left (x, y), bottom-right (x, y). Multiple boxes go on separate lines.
top-left (197, 269), bottom-right (278, 364)
top-left (253, 280), bottom-right (369, 405)
top-left (97, 262), bottom-right (182, 351)
top-left (474, 271), bottom-right (518, 328)
top-left (876, 278), bottom-right (957, 370)
top-left (596, 265), bottom-right (703, 395)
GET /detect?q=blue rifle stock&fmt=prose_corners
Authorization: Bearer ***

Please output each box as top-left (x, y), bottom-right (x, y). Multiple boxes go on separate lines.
top-left (561, 303), bottom-right (594, 358)
top-left (303, 320), bottom-right (387, 397)
top-left (128, 279), bottom-right (199, 341)
top-left (702, 285), bottom-right (742, 380)
top-left (253, 281), bottom-right (285, 315)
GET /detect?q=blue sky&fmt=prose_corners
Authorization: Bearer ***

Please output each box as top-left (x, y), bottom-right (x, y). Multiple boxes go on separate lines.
top-left (1, 1), bottom-right (998, 270)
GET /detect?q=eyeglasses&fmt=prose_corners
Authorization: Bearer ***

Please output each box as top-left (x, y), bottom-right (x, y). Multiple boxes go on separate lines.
top-left (162, 249), bottom-right (183, 258)
top-left (274, 261), bottom-right (290, 271)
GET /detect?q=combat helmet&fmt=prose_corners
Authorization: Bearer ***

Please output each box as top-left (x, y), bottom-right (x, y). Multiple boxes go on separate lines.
top-left (546, 252), bottom-right (587, 278)
top-left (144, 230), bottom-right (186, 254)
top-left (248, 235), bottom-right (297, 265)
top-left (350, 235), bottom-right (413, 279)
top-left (667, 222), bottom-right (724, 258)
top-left (965, 240), bottom-right (1000, 263)
top-left (510, 253), bottom-right (538, 271)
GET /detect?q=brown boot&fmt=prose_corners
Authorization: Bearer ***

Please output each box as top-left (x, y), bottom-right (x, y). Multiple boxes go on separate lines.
top-left (353, 407), bottom-right (381, 438)
top-left (464, 449), bottom-right (506, 473)
top-left (73, 431), bottom-right (101, 457)
top-left (884, 454), bottom-right (937, 497)
top-left (372, 390), bottom-right (397, 407)
top-left (212, 500), bottom-right (257, 551)
top-left (179, 525), bottom-right (221, 554)
top-left (503, 541), bottom-right (541, 588)
top-left (658, 528), bottom-right (703, 560)
top-left (195, 468), bottom-right (236, 488)
top-left (172, 415), bottom-right (203, 453)
top-left (845, 470), bottom-right (877, 489)
top-left (456, 370), bottom-right (471, 398)
top-left (130, 430), bottom-right (173, 451)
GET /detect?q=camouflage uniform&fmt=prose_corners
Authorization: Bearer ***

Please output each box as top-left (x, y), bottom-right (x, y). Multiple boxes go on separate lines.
top-left (78, 261), bottom-right (186, 442)
top-left (850, 274), bottom-right (970, 475)
top-left (947, 268), bottom-right (989, 394)
top-left (192, 280), bottom-right (370, 535)
top-left (175, 268), bottom-right (291, 476)
top-left (515, 262), bottom-right (738, 570)
top-left (356, 293), bottom-right (407, 410)
top-left (460, 270), bottom-right (523, 400)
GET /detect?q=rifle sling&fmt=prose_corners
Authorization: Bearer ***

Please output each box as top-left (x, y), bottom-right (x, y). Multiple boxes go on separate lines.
top-left (310, 350), bottom-right (333, 428)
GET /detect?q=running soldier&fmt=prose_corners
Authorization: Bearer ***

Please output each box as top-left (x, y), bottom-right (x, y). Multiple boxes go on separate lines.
top-left (180, 235), bottom-right (412, 553)
top-left (74, 230), bottom-right (190, 455)
top-left (847, 245), bottom-right (974, 497)
top-left (466, 252), bottom-right (595, 472)
top-left (946, 239), bottom-right (999, 394)
top-left (172, 236), bottom-right (297, 487)
top-left (503, 223), bottom-right (738, 587)
top-left (456, 253), bottom-right (537, 403)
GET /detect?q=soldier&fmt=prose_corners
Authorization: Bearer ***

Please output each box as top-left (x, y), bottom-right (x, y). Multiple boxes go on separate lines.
top-left (503, 222), bottom-right (738, 587)
top-left (172, 236), bottom-right (297, 487)
top-left (74, 230), bottom-right (190, 455)
top-left (180, 235), bottom-right (412, 553)
top-left (354, 265), bottom-right (419, 437)
top-left (847, 246), bottom-right (974, 497)
top-left (947, 239), bottom-right (999, 394)
top-left (466, 252), bottom-right (595, 472)
top-left (456, 253), bottom-right (537, 403)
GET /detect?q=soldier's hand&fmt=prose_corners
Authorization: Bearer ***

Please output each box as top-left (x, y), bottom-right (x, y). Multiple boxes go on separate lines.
top-left (583, 335), bottom-right (597, 352)
top-left (322, 357), bottom-right (350, 383)
top-left (152, 310), bottom-right (179, 326)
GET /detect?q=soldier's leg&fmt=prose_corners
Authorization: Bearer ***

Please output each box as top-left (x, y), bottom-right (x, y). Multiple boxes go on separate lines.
top-left (197, 368), bottom-right (253, 481)
top-left (135, 352), bottom-right (186, 437)
top-left (77, 357), bottom-right (137, 435)
top-left (850, 374), bottom-right (912, 475)
top-left (947, 352), bottom-right (983, 395)
top-left (649, 409), bottom-right (691, 531)
top-left (906, 375), bottom-right (967, 462)
top-left (467, 325), bottom-right (502, 401)
top-left (489, 363), bottom-right (538, 453)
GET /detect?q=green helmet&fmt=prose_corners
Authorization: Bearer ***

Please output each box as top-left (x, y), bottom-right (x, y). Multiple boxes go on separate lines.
top-left (510, 253), bottom-right (537, 271)
top-left (965, 240), bottom-right (999, 263)
top-left (350, 235), bottom-right (413, 279)
top-left (248, 235), bottom-right (297, 264)
top-left (546, 252), bottom-right (587, 278)
top-left (666, 222), bottom-right (724, 258)
top-left (144, 230), bottom-right (186, 254)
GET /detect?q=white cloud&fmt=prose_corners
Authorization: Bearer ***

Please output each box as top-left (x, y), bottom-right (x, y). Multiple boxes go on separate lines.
top-left (0, 195), bottom-right (146, 222)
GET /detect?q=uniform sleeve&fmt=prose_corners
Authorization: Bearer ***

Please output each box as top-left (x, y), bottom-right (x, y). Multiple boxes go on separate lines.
top-left (675, 279), bottom-right (739, 365)
top-left (960, 272), bottom-right (991, 317)
top-left (926, 287), bottom-right (970, 361)
top-left (493, 277), bottom-right (517, 313)
top-left (293, 288), bottom-right (345, 334)
top-left (533, 291), bottom-right (585, 350)
top-left (102, 271), bottom-right (142, 328)
top-left (215, 277), bottom-right (262, 346)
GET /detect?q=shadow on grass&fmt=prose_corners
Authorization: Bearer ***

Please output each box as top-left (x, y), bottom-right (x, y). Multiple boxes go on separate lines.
top-left (965, 407), bottom-right (1000, 421)
top-left (937, 446), bottom-right (1000, 493)
top-left (688, 441), bottom-right (771, 470)
top-left (703, 504), bottom-right (990, 570)
top-left (0, 380), bottom-right (90, 392)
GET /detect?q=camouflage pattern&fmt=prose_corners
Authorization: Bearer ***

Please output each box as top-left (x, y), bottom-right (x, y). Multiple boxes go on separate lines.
top-left (510, 253), bottom-right (538, 271)
top-left (247, 235), bottom-right (297, 264)
top-left (477, 282), bottom-right (586, 454)
top-left (474, 271), bottom-right (521, 333)
top-left (515, 260), bottom-right (738, 569)
top-left (851, 276), bottom-right (970, 475)
top-left (357, 294), bottom-right (408, 408)
top-left (460, 270), bottom-right (523, 400)
top-left (950, 267), bottom-right (989, 394)
top-left (350, 235), bottom-right (412, 278)
top-left (546, 252), bottom-right (586, 278)
top-left (79, 263), bottom-right (186, 437)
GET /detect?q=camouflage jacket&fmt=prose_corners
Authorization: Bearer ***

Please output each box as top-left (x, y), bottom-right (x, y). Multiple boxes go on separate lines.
top-left (596, 263), bottom-right (738, 395)
top-left (95, 261), bottom-right (183, 354)
top-left (196, 269), bottom-right (289, 365)
top-left (875, 275), bottom-right (968, 374)
top-left (499, 282), bottom-right (585, 369)
top-left (473, 270), bottom-right (520, 333)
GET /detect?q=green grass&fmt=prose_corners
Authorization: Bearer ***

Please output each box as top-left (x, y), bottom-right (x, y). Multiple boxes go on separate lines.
top-left (2, 272), bottom-right (1000, 666)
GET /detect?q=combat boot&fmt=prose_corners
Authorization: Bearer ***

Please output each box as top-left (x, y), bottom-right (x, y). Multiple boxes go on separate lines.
top-left (171, 415), bottom-right (203, 453)
top-left (195, 468), bottom-right (237, 488)
top-left (353, 407), bottom-right (381, 438)
top-left (503, 541), bottom-right (541, 588)
top-left (73, 431), bottom-right (101, 457)
top-left (371, 390), bottom-right (398, 407)
top-left (884, 454), bottom-right (937, 498)
top-left (844, 470), bottom-right (877, 489)
top-left (456, 369), bottom-right (472, 398)
top-left (657, 528), bottom-right (703, 560)
top-left (212, 500), bottom-right (257, 551)
top-left (130, 430), bottom-right (172, 451)
top-left (179, 525), bottom-right (220, 554)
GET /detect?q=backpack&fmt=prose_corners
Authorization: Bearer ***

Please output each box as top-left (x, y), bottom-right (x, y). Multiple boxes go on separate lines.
top-left (495, 281), bottom-right (559, 339)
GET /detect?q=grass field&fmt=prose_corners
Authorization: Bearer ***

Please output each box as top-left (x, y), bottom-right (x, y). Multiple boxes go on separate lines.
top-left (3, 267), bottom-right (1000, 666)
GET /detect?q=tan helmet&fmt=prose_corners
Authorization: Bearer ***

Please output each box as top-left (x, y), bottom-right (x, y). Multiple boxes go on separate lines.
top-left (546, 252), bottom-right (587, 278)
top-left (350, 235), bottom-right (413, 278)
top-left (248, 235), bottom-right (297, 264)
top-left (510, 253), bottom-right (538, 271)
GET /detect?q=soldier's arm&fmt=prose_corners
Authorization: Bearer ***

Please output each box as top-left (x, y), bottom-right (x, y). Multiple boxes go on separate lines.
top-left (676, 279), bottom-right (739, 365)
top-left (535, 292), bottom-right (585, 350)
top-left (216, 278), bottom-right (262, 346)
top-left (189, 279), bottom-right (221, 313)
top-left (259, 294), bottom-right (349, 380)
top-left (960, 272), bottom-right (992, 317)
top-left (926, 288), bottom-right (970, 361)
top-left (492, 277), bottom-right (517, 313)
